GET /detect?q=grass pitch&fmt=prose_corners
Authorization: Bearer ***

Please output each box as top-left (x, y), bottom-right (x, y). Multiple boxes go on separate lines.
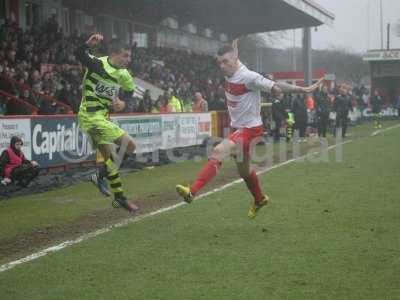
top-left (0, 122), bottom-right (399, 299)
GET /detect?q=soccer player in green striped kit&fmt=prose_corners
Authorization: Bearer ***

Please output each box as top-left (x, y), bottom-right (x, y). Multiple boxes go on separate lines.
top-left (75, 33), bottom-right (138, 212)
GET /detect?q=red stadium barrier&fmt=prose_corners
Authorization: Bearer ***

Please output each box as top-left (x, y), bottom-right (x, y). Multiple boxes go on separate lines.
top-left (0, 75), bottom-right (73, 114)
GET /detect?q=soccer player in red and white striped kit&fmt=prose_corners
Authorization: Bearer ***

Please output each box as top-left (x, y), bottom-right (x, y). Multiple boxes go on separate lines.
top-left (176, 39), bottom-right (323, 218)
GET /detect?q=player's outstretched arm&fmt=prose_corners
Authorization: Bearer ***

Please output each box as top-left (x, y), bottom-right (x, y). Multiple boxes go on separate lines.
top-left (272, 78), bottom-right (324, 95)
top-left (74, 33), bottom-right (104, 72)
top-left (86, 33), bottom-right (104, 48)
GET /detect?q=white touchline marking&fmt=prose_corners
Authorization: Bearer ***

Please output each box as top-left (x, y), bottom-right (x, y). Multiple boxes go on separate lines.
top-left (4, 126), bottom-right (398, 274)
top-left (0, 140), bottom-right (351, 273)
top-left (0, 203), bottom-right (185, 273)
top-left (371, 123), bottom-right (400, 137)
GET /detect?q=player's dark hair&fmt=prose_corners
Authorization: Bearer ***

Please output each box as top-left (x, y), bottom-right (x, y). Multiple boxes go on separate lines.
top-left (217, 45), bottom-right (234, 56)
top-left (108, 39), bottom-right (129, 54)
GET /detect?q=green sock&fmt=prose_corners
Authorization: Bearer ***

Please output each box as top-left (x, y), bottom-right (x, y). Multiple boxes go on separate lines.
top-left (105, 158), bottom-right (124, 197)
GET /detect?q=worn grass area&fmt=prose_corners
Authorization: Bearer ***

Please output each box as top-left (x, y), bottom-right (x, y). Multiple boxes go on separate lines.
top-left (0, 123), bottom-right (365, 242)
top-left (0, 159), bottom-right (211, 241)
top-left (0, 121), bottom-right (399, 299)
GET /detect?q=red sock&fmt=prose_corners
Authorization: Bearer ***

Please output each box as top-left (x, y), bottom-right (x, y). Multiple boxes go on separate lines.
top-left (244, 170), bottom-right (264, 203)
top-left (191, 159), bottom-right (221, 195)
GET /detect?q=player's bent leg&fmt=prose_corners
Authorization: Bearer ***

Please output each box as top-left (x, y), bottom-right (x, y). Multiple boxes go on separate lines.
top-left (91, 167), bottom-right (112, 197)
top-left (114, 133), bottom-right (136, 155)
top-left (80, 118), bottom-right (137, 212)
top-left (111, 133), bottom-right (139, 212)
top-left (79, 117), bottom-right (112, 196)
top-left (235, 156), bottom-right (269, 219)
top-left (99, 144), bottom-right (138, 213)
top-left (91, 145), bottom-right (112, 197)
top-left (176, 140), bottom-right (235, 203)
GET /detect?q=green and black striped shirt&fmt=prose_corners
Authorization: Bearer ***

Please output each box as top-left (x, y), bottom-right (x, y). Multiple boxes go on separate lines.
top-left (75, 44), bottom-right (135, 117)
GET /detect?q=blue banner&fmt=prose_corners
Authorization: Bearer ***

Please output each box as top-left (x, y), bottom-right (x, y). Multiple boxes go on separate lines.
top-left (30, 116), bottom-right (96, 167)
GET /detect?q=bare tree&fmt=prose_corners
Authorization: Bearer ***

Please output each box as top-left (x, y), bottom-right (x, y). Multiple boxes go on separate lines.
top-left (237, 32), bottom-right (288, 70)
top-left (311, 47), bottom-right (369, 85)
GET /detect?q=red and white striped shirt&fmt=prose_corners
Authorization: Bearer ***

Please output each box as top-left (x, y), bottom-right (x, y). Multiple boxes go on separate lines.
top-left (224, 64), bottom-right (275, 128)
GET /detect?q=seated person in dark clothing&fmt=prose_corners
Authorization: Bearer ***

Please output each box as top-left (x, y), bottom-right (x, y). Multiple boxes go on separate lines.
top-left (0, 136), bottom-right (40, 187)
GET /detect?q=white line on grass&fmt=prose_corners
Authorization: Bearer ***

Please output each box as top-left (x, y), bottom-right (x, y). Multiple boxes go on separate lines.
top-left (371, 123), bottom-right (400, 137)
top-left (0, 138), bottom-right (364, 273)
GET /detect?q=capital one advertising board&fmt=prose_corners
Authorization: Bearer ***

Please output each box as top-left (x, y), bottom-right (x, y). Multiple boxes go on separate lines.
top-left (30, 116), bottom-right (96, 167)
top-left (1, 113), bottom-right (211, 168)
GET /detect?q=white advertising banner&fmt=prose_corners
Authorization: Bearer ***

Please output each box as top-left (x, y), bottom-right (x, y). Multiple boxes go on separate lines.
top-left (161, 114), bottom-right (178, 150)
top-left (0, 118), bottom-right (31, 159)
top-left (195, 113), bottom-right (212, 145)
top-left (159, 113), bottom-right (212, 149)
top-left (176, 114), bottom-right (198, 148)
top-left (111, 115), bottom-right (163, 154)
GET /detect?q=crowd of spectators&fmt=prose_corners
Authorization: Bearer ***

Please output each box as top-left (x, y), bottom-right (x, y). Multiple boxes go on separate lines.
top-left (267, 81), bottom-right (398, 142)
top-left (130, 45), bottom-right (226, 113)
top-left (0, 17), bottom-right (227, 116)
top-left (1, 17), bottom-right (397, 134)
top-left (0, 17), bottom-right (83, 114)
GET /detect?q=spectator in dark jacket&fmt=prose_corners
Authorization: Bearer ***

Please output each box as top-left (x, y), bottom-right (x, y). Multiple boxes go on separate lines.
top-left (370, 90), bottom-right (383, 129)
top-left (334, 84), bottom-right (353, 138)
top-left (314, 86), bottom-right (330, 138)
top-left (0, 136), bottom-right (39, 187)
top-left (271, 92), bottom-right (288, 142)
top-left (292, 94), bottom-right (308, 141)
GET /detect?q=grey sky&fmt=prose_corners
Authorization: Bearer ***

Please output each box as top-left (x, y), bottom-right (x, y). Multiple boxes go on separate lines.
top-left (278, 0), bottom-right (400, 53)
top-left (313, 0), bottom-right (400, 52)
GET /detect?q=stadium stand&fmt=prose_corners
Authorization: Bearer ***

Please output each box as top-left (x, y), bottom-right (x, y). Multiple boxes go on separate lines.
top-left (0, 18), bottom-right (226, 115)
